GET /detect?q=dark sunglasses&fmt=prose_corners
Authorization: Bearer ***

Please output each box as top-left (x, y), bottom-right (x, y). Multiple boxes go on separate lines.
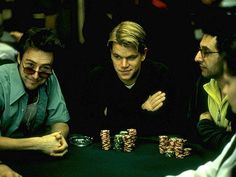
top-left (22, 64), bottom-right (52, 79)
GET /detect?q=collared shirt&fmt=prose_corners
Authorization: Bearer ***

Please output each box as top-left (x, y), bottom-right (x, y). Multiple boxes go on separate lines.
top-left (203, 79), bottom-right (229, 128)
top-left (0, 63), bottom-right (70, 137)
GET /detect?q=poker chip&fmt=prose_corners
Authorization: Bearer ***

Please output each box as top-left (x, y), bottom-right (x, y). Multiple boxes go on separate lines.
top-left (159, 135), bottom-right (169, 154)
top-left (127, 128), bottom-right (137, 148)
top-left (159, 135), bottom-right (191, 159)
top-left (113, 134), bottom-right (124, 151)
top-left (101, 128), bottom-right (137, 152)
top-left (99, 130), bottom-right (191, 157)
top-left (100, 129), bottom-right (111, 150)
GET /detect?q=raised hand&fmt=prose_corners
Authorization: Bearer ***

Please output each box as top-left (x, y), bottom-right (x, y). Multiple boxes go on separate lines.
top-left (142, 91), bottom-right (166, 112)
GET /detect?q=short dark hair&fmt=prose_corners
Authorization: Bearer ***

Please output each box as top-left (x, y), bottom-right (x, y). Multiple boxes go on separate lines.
top-left (199, 13), bottom-right (236, 50)
top-left (18, 27), bottom-right (63, 59)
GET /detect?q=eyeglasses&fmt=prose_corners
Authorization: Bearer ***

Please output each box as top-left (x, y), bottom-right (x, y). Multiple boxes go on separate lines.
top-left (199, 47), bottom-right (219, 58)
top-left (22, 63), bottom-right (52, 79)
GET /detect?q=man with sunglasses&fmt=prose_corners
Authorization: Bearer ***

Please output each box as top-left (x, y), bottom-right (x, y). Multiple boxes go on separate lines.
top-left (186, 14), bottom-right (236, 151)
top-left (0, 27), bottom-right (70, 162)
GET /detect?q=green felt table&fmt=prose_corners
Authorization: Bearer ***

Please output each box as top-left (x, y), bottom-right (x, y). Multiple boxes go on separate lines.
top-left (0, 137), bottom-right (219, 177)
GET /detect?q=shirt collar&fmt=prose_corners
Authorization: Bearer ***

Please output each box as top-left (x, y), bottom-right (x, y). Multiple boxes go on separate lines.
top-left (9, 64), bottom-right (26, 105)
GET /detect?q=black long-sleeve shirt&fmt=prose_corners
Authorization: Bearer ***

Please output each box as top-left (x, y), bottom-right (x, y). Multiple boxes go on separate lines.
top-left (77, 60), bottom-right (177, 140)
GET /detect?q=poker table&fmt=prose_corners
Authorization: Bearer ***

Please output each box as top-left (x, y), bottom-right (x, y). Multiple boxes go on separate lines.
top-left (0, 136), bottom-right (219, 177)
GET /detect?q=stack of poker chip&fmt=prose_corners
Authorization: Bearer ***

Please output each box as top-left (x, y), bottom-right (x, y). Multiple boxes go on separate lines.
top-left (100, 130), bottom-right (111, 150)
top-left (159, 135), bottom-right (169, 154)
top-left (127, 128), bottom-right (137, 148)
top-left (113, 131), bottom-right (128, 151)
top-left (113, 134), bottom-right (124, 151)
top-left (122, 134), bottom-right (134, 152)
top-left (112, 129), bottom-right (137, 152)
top-left (182, 148), bottom-right (192, 158)
top-left (173, 138), bottom-right (187, 159)
top-left (124, 128), bottom-right (137, 152)
top-left (165, 137), bottom-right (176, 157)
top-left (159, 136), bottom-right (192, 158)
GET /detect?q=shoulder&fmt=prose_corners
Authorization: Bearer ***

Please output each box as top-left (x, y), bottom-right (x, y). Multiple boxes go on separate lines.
top-left (0, 63), bottom-right (17, 80)
top-left (141, 60), bottom-right (170, 79)
top-left (144, 60), bottom-right (168, 71)
top-left (88, 63), bottom-right (114, 80)
top-left (0, 64), bottom-right (24, 100)
top-left (144, 59), bottom-right (168, 69)
top-left (45, 71), bottom-right (61, 89)
top-left (89, 65), bottom-right (106, 76)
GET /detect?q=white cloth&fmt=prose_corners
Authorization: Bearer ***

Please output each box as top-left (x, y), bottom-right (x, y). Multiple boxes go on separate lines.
top-left (0, 42), bottom-right (17, 61)
top-left (166, 134), bottom-right (236, 177)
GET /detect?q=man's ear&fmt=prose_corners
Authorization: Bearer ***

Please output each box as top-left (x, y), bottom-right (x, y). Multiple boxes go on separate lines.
top-left (141, 48), bottom-right (148, 61)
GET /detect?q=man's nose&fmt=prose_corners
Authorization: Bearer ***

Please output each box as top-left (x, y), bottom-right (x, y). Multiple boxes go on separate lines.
top-left (195, 51), bottom-right (203, 62)
top-left (121, 58), bottom-right (128, 67)
top-left (32, 67), bottom-right (40, 79)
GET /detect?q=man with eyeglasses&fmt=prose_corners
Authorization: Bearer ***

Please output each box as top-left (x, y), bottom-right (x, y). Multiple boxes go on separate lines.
top-left (166, 24), bottom-right (236, 177)
top-left (0, 27), bottom-right (70, 167)
top-left (186, 14), bottom-right (236, 151)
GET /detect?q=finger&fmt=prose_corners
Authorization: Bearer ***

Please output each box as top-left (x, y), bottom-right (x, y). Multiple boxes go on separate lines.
top-left (16, 173), bottom-right (23, 177)
top-left (59, 137), bottom-right (68, 147)
top-left (149, 94), bottom-right (166, 111)
top-left (150, 91), bottom-right (163, 99)
top-left (53, 143), bottom-right (68, 153)
top-left (152, 102), bottom-right (164, 111)
top-left (149, 92), bottom-right (166, 104)
top-left (148, 91), bottom-right (162, 102)
top-left (50, 149), bottom-right (68, 157)
top-left (51, 131), bottom-right (61, 137)
top-left (55, 131), bottom-right (62, 138)
top-left (150, 94), bottom-right (166, 106)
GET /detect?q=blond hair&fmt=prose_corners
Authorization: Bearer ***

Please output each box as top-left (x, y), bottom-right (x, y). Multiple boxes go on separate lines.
top-left (107, 21), bottom-right (147, 54)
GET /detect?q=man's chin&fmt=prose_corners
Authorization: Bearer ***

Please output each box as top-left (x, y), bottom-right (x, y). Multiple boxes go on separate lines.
top-left (120, 75), bottom-right (131, 81)
top-left (25, 83), bottom-right (39, 90)
top-left (201, 72), bottom-right (209, 78)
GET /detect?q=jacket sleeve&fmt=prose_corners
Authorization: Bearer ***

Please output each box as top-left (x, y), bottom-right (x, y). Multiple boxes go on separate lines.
top-left (185, 76), bottom-right (209, 142)
top-left (197, 119), bottom-right (234, 150)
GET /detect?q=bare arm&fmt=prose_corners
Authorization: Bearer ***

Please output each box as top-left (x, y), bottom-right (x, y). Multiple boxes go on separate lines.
top-left (49, 122), bottom-right (69, 138)
top-left (0, 163), bottom-right (22, 177)
top-left (0, 132), bottom-right (67, 157)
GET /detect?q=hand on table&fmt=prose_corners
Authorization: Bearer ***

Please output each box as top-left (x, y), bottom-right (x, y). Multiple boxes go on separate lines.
top-left (141, 91), bottom-right (166, 112)
top-left (39, 132), bottom-right (68, 157)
